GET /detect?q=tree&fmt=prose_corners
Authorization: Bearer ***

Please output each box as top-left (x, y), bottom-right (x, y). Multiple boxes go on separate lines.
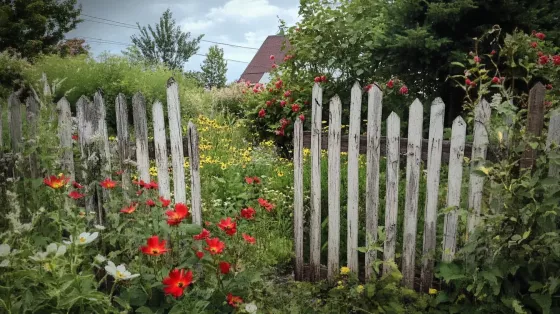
top-left (131, 9), bottom-right (203, 70)
top-left (200, 45), bottom-right (227, 88)
top-left (281, 0), bottom-right (560, 124)
top-left (0, 0), bottom-right (82, 58)
top-left (57, 38), bottom-right (89, 57)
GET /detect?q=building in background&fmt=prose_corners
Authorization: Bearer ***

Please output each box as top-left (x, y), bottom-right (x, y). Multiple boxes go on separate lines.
top-left (239, 35), bottom-right (290, 84)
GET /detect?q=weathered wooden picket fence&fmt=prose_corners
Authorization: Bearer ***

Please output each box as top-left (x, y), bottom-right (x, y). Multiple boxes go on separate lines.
top-left (292, 82), bottom-right (560, 291)
top-left (1, 77), bottom-right (203, 226)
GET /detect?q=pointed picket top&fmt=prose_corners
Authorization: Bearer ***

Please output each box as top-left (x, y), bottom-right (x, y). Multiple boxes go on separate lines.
top-left (312, 83), bottom-right (322, 105)
top-left (388, 111), bottom-right (400, 122)
top-left (431, 97), bottom-right (445, 112)
top-left (410, 98), bottom-right (423, 114)
top-left (352, 81), bottom-right (362, 96)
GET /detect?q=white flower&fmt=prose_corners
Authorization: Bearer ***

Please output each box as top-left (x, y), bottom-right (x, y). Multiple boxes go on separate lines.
top-left (104, 261), bottom-right (139, 281)
top-left (0, 244), bottom-right (10, 257)
top-left (64, 232), bottom-right (98, 245)
top-left (245, 302), bottom-right (258, 313)
top-left (94, 225), bottom-right (106, 230)
top-left (30, 243), bottom-right (66, 261)
top-left (94, 254), bottom-right (107, 264)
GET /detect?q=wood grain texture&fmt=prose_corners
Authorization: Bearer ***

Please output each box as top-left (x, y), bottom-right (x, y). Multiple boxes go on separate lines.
top-left (520, 83), bottom-right (546, 170)
top-left (365, 84), bottom-right (383, 280)
top-left (8, 93), bottom-right (22, 153)
top-left (327, 95), bottom-right (342, 282)
top-left (383, 112), bottom-right (400, 275)
top-left (132, 92), bottom-right (150, 182)
top-left (546, 109), bottom-right (560, 177)
top-left (401, 99), bottom-right (423, 288)
top-left (25, 96), bottom-right (39, 178)
top-left (115, 94), bottom-right (130, 190)
top-left (309, 83), bottom-right (323, 282)
top-left (167, 78), bottom-right (187, 204)
top-left (293, 119), bottom-right (304, 281)
top-left (188, 122), bottom-right (202, 225)
top-left (347, 82), bottom-right (362, 273)
top-left (152, 101), bottom-right (171, 199)
top-left (57, 97), bottom-right (75, 180)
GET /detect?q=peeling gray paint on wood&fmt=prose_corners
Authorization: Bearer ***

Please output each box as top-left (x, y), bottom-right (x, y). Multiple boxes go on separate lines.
top-left (293, 119), bottom-right (304, 281)
top-left (383, 112), bottom-right (400, 275)
top-left (167, 78), bottom-right (187, 204)
top-left (152, 101), bottom-right (171, 199)
top-left (132, 92), bottom-right (150, 182)
top-left (546, 110), bottom-right (560, 177)
top-left (188, 122), bottom-right (202, 225)
top-left (347, 82), bottom-right (362, 274)
top-left (309, 83), bottom-right (322, 282)
top-left (26, 96), bottom-right (39, 178)
top-left (57, 97), bottom-right (75, 180)
top-left (116, 94), bottom-right (131, 191)
top-left (520, 83), bottom-right (546, 170)
top-left (8, 93), bottom-right (22, 153)
top-left (327, 95), bottom-right (342, 282)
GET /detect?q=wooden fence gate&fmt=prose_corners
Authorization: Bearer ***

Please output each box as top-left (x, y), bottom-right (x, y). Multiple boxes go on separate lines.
top-left (292, 82), bottom-right (560, 291)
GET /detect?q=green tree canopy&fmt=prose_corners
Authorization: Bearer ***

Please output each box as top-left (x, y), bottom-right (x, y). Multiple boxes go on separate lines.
top-left (131, 9), bottom-right (203, 70)
top-left (0, 0), bottom-right (81, 58)
top-left (201, 45), bottom-right (227, 89)
top-left (283, 0), bottom-right (560, 122)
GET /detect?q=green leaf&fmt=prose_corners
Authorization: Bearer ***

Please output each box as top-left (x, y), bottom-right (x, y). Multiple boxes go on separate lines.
top-left (136, 306), bottom-right (154, 314)
top-left (451, 62), bottom-right (465, 68)
top-left (531, 293), bottom-right (551, 314)
top-left (356, 69), bottom-right (364, 76)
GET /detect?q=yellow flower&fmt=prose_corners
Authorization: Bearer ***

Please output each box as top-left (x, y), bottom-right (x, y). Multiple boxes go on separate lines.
top-left (337, 281), bottom-right (343, 286)
top-left (356, 285), bottom-right (364, 294)
top-left (277, 171), bottom-right (284, 177)
top-left (43, 262), bottom-right (53, 272)
top-left (340, 266), bottom-right (350, 275)
top-left (108, 136), bottom-right (116, 141)
top-left (221, 163), bottom-right (227, 170)
top-left (429, 288), bottom-right (438, 295)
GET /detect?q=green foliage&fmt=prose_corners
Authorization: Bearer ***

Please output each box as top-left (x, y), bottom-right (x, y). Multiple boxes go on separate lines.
top-left (131, 9), bottom-right (203, 70)
top-left (0, 0), bottom-right (82, 58)
top-left (201, 45), bottom-right (227, 89)
top-left (0, 50), bottom-right (30, 97)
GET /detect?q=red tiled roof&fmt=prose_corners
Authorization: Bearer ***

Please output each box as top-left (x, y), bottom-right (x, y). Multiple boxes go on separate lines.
top-left (239, 35), bottom-right (290, 83)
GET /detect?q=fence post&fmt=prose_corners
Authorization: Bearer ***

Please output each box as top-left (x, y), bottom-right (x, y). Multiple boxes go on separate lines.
top-left (520, 83), bottom-right (546, 170)
top-left (420, 98), bottom-right (445, 292)
top-left (401, 99), bottom-right (424, 288)
top-left (26, 96), bottom-right (39, 178)
top-left (293, 119), bottom-right (304, 281)
top-left (115, 94), bottom-right (131, 192)
top-left (187, 122), bottom-right (202, 225)
top-left (152, 101), bottom-right (171, 199)
top-left (442, 116), bottom-right (467, 262)
top-left (327, 95), bottom-right (342, 282)
top-left (57, 97), bottom-right (75, 181)
top-left (546, 109), bottom-right (560, 177)
top-left (9, 93), bottom-right (22, 153)
top-left (310, 82), bottom-right (323, 282)
top-left (347, 82), bottom-right (362, 273)
top-left (467, 99), bottom-right (491, 233)
top-left (383, 112), bottom-right (400, 275)
top-left (365, 84), bottom-right (383, 280)
top-left (167, 78), bottom-right (187, 204)
top-left (132, 92), bottom-right (150, 182)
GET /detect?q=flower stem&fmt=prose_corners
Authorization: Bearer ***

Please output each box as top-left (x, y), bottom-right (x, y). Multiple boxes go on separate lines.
top-left (109, 280), bottom-right (118, 300)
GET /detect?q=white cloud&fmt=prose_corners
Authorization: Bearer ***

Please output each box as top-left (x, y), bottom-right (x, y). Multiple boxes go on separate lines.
top-left (181, 19), bottom-right (214, 32)
top-left (207, 0), bottom-right (281, 20)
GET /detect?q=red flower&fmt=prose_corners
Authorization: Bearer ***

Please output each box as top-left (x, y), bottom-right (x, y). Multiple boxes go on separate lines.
top-left (253, 176), bottom-right (261, 184)
top-left (43, 174), bottom-right (70, 189)
top-left (266, 100), bottom-right (272, 107)
top-left (217, 217), bottom-right (237, 236)
top-left (465, 78), bottom-right (473, 86)
top-left (196, 251), bottom-right (204, 259)
top-left (258, 198), bottom-right (275, 212)
top-left (386, 80), bottom-right (394, 89)
top-left (473, 56), bottom-right (481, 63)
top-left (490, 50), bottom-right (496, 55)
top-left (72, 134), bottom-right (78, 141)
top-left (162, 269), bottom-right (193, 298)
top-left (299, 114), bottom-right (305, 121)
top-left (204, 237), bottom-right (225, 255)
top-left (115, 170), bottom-right (124, 176)
top-left (399, 85), bottom-right (409, 95)
top-left (275, 80), bottom-right (283, 89)
top-left (280, 100), bottom-right (287, 107)
top-left (166, 203), bottom-right (190, 226)
top-left (320, 75), bottom-right (327, 82)
top-left (537, 51), bottom-right (544, 57)
top-left (205, 221), bottom-right (212, 226)
top-left (100, 178), bottom-right (117, 189)
top-left (242, 233), bottom-right (256, 245)
top-left (140, 235), bottom-right (169, 256)
top-left (283, 90), bottom-right (291, 98)
top-left (68, 190), bottom-right (85, 200)
top-left (258, 109), bottom-right (266, 118)
top-left (227, 293), bottom-right (243, 308)
top-left (275, 129), bottom-right (285, 136)
top-left (147, 181), bottom-right (158, 189)
top-left (271, 64), bottom-right (277, 69)
top-left (314, 76), bottom-right (321, 83)
top-left (136, 189), bottom-right (144, 196)
top-left (240, 207), bottom-right (256, 220)
top-left (531, 42), bottom-right (538, 48)
top-left (546, 84), bottom-right (553, 90)
top-left (146, 199), bottom-right (156, 207)
top-left (364, 84), bottom-right (373, 92)
top-left (553, 55), bottom-right (560, 65)
top-left (245, 176), bottom-right (254, 184)
top-left (159, 196), bottom-right (171, 207)
top-left (270, 54), bottom-right (275, 60)
top-left (535, 32), bottom-right (546, 40)
top-left (120, 203), bottom-right (138, 214)
top-left (539, 55), bottom-right (550, 65)
top-left (193, 228), bottom-right (211, 240)
top-left (491, 77), bottom-right (500, 84)
top-left (72, 181), bottom-right (84, 189)
top-left (291, 104), bottom-right (300, 112)
top-left (219, 261), bottom-right (230, 274)
top-left (280, 118), bottom-right (290, 128)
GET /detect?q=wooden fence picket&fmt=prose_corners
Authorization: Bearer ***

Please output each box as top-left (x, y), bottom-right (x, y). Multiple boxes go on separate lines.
top-left (57, 97), bottom-right (75, 181)
top-left (93, 91), bottom-right (112, 175)
top-left (365, 84), bottom-right (383, 280)
top-left (546, 109), bottom-right (560, 177)
top-left (467, 99), bottom-right (491, 233)
top-left (167, 78), bottom-right (187, 204)
top-left (115, 94), bottom-right (131, 192)
top-left (26, 96), bottom-right (39, 178)
top-left (152, 101), bottom-right (171, 199)
top-left (9, 93), bottom-right (22, 153)
top-left (309, 82), bottom-right (323, 282)
top-left (420, 98), bottom-right (445, 292)
top-left (520, 83), bottom-right (546, 170)
top-left (442, 117), bottom-right (467, 262)
top-left (187, 122), bottom-right (202, 225)
top-left (293, 119), bottom-right (304, 281)
top-left (401, 99), bottom-right (423, 288)
top-left (347, 82), bottom-right (362, 273)
top-left (132, 92), bottom-right (150, 182)
top-left (383, 112), bottom-right (400, 275)
top-left (327, 95), bottom-right (342, 281)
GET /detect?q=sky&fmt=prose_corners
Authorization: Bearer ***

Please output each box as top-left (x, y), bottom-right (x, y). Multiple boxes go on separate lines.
top-left (67, 0), bottom-right (300, 82)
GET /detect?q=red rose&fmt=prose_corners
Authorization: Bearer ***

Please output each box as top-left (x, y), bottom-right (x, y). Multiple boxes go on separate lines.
top-left (535, 32), bottom-right (546, 40)
top-left (270, 55), bottom-right (275, 60)
top-left (553, 55), bottom-right (560, 65)
top-left (490, 50), bottom-right (496, 55)
top-left (275, 128), bottom-right (285, 136)
top-left (299, 114), bottom-right (305, 122)
top-left (546, 84), bottom-right (553, 90)
top-left (531, 42), bottom-right (538, 48)
top-left (399, 85), bottom-right (409, 95)
top-left (258, 109), bottom-right (266, 118)
top-left (539, 55), bottom-right (549, 65)
top-left (320, 75), bottom-right (327, 82)
top-left (491, 77), bottom-right (500, 84)
top-left (291, 104), bottom-right (300, 112)
top-left (284, 90), bottom-right (291, 98)
top-left (465, 78), bottom-right (472, 86)
top-left (275, 80), bottom-right (283, 89)
top-left (386, 80), bottom-right (394, 88)
top-left (196, 251), bottom-right (204, 259)
top-left (473, 56), bottom-right (481, 63)
top-left (280, 100), bottom-right (286, 107)
top-left (219, 261), bottom-right (230, 274)
top-left (266, 100), bottom-right (272, 107)
top-left (271, 64), bottom-right (277, 69)
top-left (314, 76), bottom-right (321, 83)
